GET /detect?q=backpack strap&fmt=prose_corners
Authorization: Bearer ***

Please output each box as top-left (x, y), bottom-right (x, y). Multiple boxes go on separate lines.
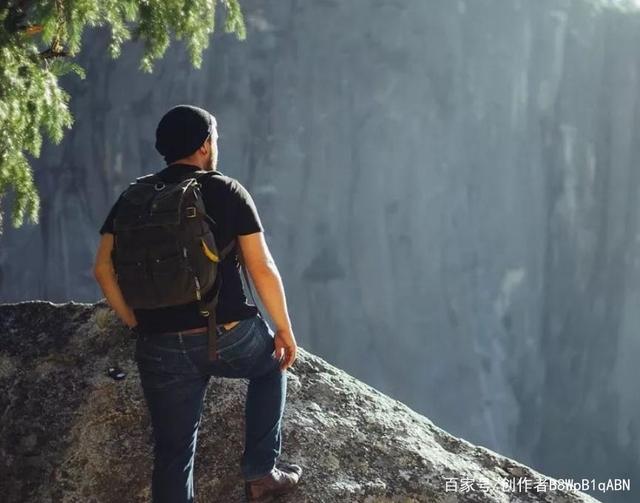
top-left (198, 237), bottom-right (237, 361)
top-left (237, 244), bottom-right (262, 316)
top-left (199, 289), bottom-right (221, 361)
top-left (193, 171), bottom-right (220, 229)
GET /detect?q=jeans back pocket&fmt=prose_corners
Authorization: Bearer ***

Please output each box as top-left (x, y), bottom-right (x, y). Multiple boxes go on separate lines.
top-left (217, 318), bottom-right (265, 372)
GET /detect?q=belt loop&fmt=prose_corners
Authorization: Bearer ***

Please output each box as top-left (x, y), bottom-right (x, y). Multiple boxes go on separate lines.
top-left (178, 333), bottom-right (184, 344)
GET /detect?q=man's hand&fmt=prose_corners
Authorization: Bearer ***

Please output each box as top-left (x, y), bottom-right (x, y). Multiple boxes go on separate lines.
top-left (274, 328), bottom-right (297, 371)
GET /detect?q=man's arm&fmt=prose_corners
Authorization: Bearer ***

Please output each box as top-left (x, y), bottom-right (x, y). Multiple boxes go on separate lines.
top-left (238, 231), bottom-right (297, 370)
top-left (93, 233), bottom-right (138, 329)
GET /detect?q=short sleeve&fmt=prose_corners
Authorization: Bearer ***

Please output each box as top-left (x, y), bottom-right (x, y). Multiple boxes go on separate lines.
top-left (230, 180), bottom-right (264, 236)
top-left (99, 199), bottom-right (119, 235)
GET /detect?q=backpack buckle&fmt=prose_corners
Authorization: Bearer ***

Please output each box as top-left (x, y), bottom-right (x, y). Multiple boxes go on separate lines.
top-left (186, 206), bottom-right (197, 218)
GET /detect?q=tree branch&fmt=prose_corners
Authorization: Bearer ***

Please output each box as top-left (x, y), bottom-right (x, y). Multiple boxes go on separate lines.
top-left (39, 46), bottom-right (68, 59)
top-left (18, 24), bottom-right (42, 35)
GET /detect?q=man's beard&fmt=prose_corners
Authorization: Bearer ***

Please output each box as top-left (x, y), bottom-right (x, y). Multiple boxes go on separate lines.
top-left (208, 151), bottom-right (217, 171)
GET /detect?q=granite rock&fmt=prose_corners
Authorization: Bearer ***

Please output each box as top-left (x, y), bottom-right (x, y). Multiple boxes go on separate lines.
top-left (0, 301), bottom-right (600, 502)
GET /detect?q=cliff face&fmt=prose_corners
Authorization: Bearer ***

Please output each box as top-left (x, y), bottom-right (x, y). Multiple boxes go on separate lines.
top-left (0, 301), bottom-right (601, 503)
top-left (0, 1), bottom-right (639, 499)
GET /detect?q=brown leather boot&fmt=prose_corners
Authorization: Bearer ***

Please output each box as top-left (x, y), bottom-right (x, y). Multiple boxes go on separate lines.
top-left (244, 466), bottom-right (301, 502)
top-left (276, 460), bottom-right (303, 479)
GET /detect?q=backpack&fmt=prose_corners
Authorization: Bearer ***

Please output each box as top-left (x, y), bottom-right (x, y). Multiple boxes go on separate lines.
top-left (111, 169), bottom-right (235, 360)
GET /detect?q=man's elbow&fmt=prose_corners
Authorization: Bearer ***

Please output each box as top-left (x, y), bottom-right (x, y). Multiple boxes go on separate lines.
top-left (93, 264), bottom-right (111, 282)
top-left (248, 258), bottom-right (278, 279)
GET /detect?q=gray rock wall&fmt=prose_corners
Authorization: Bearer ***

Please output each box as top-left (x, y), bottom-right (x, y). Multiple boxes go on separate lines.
top-left (0, 1), bottom-right (638, 501)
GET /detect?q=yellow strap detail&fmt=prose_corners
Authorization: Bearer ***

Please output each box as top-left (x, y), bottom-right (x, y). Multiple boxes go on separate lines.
top-left (201, 238), bottom-right (220, 262)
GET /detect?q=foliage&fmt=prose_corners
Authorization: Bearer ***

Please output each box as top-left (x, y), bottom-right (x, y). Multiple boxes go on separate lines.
top-left (0, 0), bottom-right (245, 234)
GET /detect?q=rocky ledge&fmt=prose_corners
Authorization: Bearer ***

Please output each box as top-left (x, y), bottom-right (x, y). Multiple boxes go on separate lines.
top-left (0, 301), bottom-right (600, 502)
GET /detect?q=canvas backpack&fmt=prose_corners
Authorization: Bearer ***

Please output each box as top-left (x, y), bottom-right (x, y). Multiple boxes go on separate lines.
top-left (111, 169), bottom-right (235, 360)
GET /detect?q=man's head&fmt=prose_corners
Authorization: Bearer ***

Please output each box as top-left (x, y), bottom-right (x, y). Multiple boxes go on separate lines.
top-left (155, 105), bottom-right (219, 171)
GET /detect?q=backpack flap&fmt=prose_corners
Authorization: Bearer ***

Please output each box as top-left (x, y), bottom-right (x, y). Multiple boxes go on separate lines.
top-left (115, 178), bottom-right (199, 230)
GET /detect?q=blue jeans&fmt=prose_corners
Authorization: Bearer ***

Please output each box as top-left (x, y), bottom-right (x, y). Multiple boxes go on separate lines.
top-left (134, 312), bottom-right (287, 503)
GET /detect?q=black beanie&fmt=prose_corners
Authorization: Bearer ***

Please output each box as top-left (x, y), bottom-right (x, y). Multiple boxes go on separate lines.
top-left (155, 105), bottom-right (216, 164)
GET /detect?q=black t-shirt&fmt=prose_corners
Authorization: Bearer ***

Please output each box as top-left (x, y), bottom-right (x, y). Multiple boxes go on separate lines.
top-left (99, 163), bottom-right (264, 332)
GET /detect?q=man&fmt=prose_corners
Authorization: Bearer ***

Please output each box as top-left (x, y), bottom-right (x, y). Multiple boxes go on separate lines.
top-left (93, 105), bottom-right (301, 503)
